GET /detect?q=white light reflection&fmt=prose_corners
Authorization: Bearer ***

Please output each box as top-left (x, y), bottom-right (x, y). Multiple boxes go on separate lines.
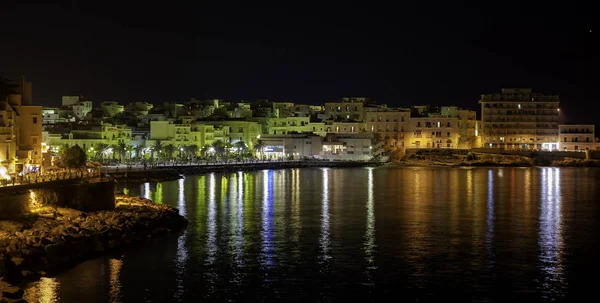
top-left (108, 258), bottom-right (122, 303)
top-left (320, 168), bottom-right (331, 262)
top-left (538, 168), bottom-right (565, 295)
top-left (261, 170), bottom-right (274, 268)
top-left (236, 172), bottom-right (244, 263)
top-left (142, 182), bottom-right (150, 199)
top-left (174, 178), bottom-right (188, 299)
top-left (364, 167), bottom-right (376, 285)
top-left (178, 178), bottom-right (186, 217)
top-left (206, 173), bottom-right (217, 264)
top-left (486, 169), bottom-right (495, 263)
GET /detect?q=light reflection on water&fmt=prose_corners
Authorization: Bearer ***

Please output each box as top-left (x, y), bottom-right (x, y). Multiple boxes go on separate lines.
top-left (24, 167), bottom-right (600, 302)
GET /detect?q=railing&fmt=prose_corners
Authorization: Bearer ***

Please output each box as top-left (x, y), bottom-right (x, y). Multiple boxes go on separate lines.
top-left (0, 169), bottom-right (105, 188)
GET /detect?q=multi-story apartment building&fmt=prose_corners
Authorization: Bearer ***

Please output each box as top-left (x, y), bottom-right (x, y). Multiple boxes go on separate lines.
top-left (47, 123), bottom-right (134, 156)
top-left (324, 97), bottom-right (371, 121)
top-left (480, 88), bottom-right (560, 150)
top-left (440, 106), bottom-right (479, 148)
top-left (0, 75), bottom-right (42, 174)
top-left (405, 113), bottom-right (460, 149)
top-left (199, 120), bottom-right (261, 147)
top-left (365, 108), bottom-right (411, 157)
top-left (148, 121), bottom-right (229, 149)
top-left (558, 125), bottom-right (596, 151)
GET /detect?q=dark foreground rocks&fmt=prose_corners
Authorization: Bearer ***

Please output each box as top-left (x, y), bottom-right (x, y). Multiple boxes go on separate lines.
top-left (0, 195), bottom-right (187, 302)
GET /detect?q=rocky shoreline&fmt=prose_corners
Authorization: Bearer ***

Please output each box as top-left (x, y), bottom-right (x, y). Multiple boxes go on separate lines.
top-left (400, 150), bottom-right (600, 167)
top-left (0, 195), bottom-right (187, 303)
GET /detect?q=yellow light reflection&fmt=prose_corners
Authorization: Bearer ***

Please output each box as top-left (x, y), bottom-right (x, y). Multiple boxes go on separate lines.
top-left (108, 258), bottom-right (122, 303)
top-left (24, 277), bottom-right (60, 303)
top-left (291, 169), bottom-right (301, 250)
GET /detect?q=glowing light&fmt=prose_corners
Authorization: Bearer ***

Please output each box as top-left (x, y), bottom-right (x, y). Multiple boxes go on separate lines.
top-left (0, 165), bottom-right (11, 180)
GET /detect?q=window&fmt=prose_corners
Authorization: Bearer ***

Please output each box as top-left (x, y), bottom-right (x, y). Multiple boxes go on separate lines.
top-left (447, 122), bottom-right (451, 127)
top-left (33, 138), bottom-right (38, 144)
top-left (447, 132), bottom-right (450, 137)
top-left (238, 127), bottom-right (243, 132)
top-left (33, 117), bottom-right (38, 124)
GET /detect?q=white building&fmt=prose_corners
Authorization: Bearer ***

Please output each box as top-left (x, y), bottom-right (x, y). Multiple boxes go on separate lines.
top-left (559, 125), bottom-right (596, 151)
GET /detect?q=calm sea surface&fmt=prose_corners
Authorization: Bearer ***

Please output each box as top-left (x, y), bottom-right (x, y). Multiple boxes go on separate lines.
top-left (25, 167), bottom-right (600, 302)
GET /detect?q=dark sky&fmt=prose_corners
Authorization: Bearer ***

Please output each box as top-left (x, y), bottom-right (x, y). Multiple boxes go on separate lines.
top-left (0, 1), bottom-right (597, 124)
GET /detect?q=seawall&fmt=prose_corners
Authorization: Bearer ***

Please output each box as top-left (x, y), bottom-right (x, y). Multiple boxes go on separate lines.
top-left (0, 179), bottom-right (115, 219)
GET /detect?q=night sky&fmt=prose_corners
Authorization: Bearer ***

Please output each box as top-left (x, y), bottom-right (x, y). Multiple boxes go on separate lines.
top-left (0, 1), bottom-right (597, 125)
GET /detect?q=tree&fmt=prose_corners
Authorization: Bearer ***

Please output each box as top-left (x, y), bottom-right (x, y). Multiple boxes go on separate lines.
top-left (211, 140), bottom-right (227, 161)
top-left (151, 140), bottom-right (163, 161)
top-left (184, 144), bottom-right (199, 161)
top-left (134, 143), bottom-right (146, 160)
top-left (60, 145), bottom-right (87, 170)
top-left (125, 144), bottom-right (135, 160)
top-left (234, 141), bottom-right (248, 159)
top-left (114, 142), bottom-right (127, 162)
top-left (200, 144), bottom-right (211, 159)
top-left (164, 144), bottom-right (176, 161)
top-left (254, 142), bottom-right (264, 159)
top-left (93, 143), bottom-right (111, 161)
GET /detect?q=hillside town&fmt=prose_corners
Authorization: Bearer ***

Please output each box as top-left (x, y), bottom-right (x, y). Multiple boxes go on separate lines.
top-left (1, 75), bottom-right (597, 176)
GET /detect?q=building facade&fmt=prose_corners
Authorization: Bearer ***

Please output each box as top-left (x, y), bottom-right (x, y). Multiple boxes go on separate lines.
top-left (480, 88), bottom-right (560, 150)
top-left (558, 125), bottom-right (596, 151)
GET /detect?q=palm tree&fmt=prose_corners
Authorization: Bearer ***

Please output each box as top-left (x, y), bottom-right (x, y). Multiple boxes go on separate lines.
top-left (164, 144), bottom-right (176, 161)
top-left (125, 144), bottom-right (135, 160)
top-left (184, 144), bottom-right (199, 162)
top-left (253, 142), bottom-right (264, 159)
top-left (94, 143), bottom-right (111, 161)
top-left (211, 140), bottom-right (226, 162)
top-left (234, 141), bottom-right (248, 159)
top-left (134, 143), bottom-right (146, 160)
top-left (114, 142), bottom-right (127, 162)
top-left (200, 144), bottom-right (211, 160)
top-left (151, 140), bottom-right (163, 161)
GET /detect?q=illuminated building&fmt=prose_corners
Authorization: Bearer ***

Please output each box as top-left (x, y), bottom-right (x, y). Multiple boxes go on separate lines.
top-left (558, 124), bottom-right (596, 151)
top-left (0, 75), bottom-right (42, 174)
top-left (480, 88), bottom-right (560, 150)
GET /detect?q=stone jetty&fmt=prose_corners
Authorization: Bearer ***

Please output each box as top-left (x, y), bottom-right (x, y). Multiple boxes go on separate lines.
top-left (0, 195), bottom-right (187, 303)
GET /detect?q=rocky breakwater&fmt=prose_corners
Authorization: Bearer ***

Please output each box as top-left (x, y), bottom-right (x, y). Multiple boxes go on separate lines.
top-left (0, 195), bottom-right (187, 303)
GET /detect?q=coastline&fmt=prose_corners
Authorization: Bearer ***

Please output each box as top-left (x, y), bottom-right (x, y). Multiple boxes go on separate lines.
top-left (0, 195), bottom-right (187, 303)
top-left (399, 150), bottom-right (600, 168)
